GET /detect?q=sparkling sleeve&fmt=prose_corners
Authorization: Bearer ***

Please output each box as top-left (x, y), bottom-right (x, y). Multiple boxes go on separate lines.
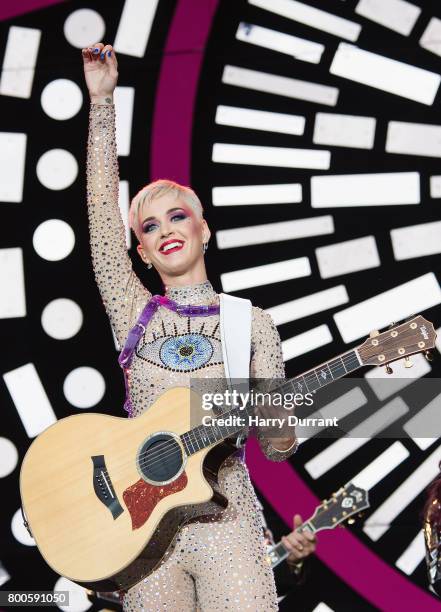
top-left (87, 104), bottom-right (151, 348)
top-left (250, 307), bottom-right (298, 462)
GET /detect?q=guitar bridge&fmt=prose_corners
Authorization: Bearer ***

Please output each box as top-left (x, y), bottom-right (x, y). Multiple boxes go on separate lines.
top-left (92, 455), bottom-right (124, 519)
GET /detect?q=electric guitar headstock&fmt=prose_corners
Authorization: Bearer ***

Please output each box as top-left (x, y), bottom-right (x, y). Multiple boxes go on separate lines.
top-left (308, 483), bottom-right (370, 532)
top-left (357, 316), bottom-right (436, 370)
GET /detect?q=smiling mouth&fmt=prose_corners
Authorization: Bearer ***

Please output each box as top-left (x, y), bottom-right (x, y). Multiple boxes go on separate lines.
top-left (159, 240), bottom-right (185, 254)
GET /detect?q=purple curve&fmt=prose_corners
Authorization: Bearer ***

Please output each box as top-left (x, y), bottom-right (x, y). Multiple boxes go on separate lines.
top-left (150, 0), bottom-right (219, 184)
top-left (246, 438), bottom-right (441, 612)
top-left (0, 0), bottom-right (65, 21)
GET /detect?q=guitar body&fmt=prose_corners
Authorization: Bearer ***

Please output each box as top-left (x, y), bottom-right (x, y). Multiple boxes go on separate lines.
top-left (20, 387), bottom-right (234, 591)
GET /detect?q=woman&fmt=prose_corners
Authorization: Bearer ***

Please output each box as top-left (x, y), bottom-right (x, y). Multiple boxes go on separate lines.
top-left (82, 42), bottom-right (297, 611)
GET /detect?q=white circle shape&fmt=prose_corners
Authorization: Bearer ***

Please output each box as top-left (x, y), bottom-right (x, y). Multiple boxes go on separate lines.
top-left (41, 299), bottom-right (83, 340)
top-left (64, 8), bottom-right (105, 49)
top-left (11, 508), bottom-right (36, 546)
top-left (41, 79), bottom-right (83, 120)
top-left (54, 576), bottom-right (92, 612)
top-left (0, 438), bottom-right (18, 477)
top-left (33, 219), bottom-right (75, 261)
top-left (36, 149), bottom-right (78, 191)
top-left (63, 367), bottom-right (106, 409)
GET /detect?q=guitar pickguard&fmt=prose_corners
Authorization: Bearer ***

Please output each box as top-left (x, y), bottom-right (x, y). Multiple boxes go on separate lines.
top-left (123, 472), bottom-right (188, 530)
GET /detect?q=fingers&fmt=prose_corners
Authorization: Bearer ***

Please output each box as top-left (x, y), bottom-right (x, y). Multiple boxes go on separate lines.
top-left (293, 514), bottom-right (303, 529)
top-left (283, 529), bottom-right (317, 562)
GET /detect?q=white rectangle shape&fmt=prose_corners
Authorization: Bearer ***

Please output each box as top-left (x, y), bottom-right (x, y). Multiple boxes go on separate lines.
top-left (351, 442), bottom-right (410, 491)
top-left (118, 180), bottom-right (131, 249)
top-left (212, 183), bottom-right (302, 206)
top-left (282, 324), bottom-right (332, 362)
top-left (395, 531), bottom-right (425, 575)
top-left (391, 221), bottom-right (441, 261)
top-left (430, 175), bottom-right (441, 198)
top-left (114, 87), bottom-right (135, 156)
top-left (355, 0), bottom-right (421, 36)
top-left (305, 398), bottom-right (409, 478)
top-left (267, 285), bottom-right (349, 325)
top-left (297, 387), bottom-right (367, 444)
top-left (334, 273), bottom-right (441, 343)
top-left (365, 353), bottom-right (431, 401)
top-left (3, 363), bottom-right (57, 437)
top-left (212, 143), bottom-right (330, 170)
top-left (403, 392), bottom-right (441, 440)
top-left (0, 248), bottom-right (26, 318)
top-left (420, 18), bottom-right (441, 58)
top-left (0, 132), bottom-right (26, 202)
top-left (216, 216), bottom-right (334, 249)
top-left (215, 105), bottom-right (305, 136)
top-left (114, 0), bottom-right (159, 57)
top-left (363, 447), bottom-right (441, 541)
top-left (313, 112), bottom-right (376, 149)
top-left (386, 121), bottom-right (441, 158)
top-left (223, 65), bottom-right (339, 106)
top-left (236, 22), bottom-right (324, 64)
top-left (221, 257), bottom-right (311, 292)
top-left (311, 172), bottom-right (420, 207)
top-left (0, 26), bottom-right (41, 98)
top-left (249, 0), bottom-right (361, 41)
top-left (316, 236), bottom-right (380, 279)
top-left (330, 43), bottom-right (440, 105)
top-left (436, 326), bottom-right (441, 354)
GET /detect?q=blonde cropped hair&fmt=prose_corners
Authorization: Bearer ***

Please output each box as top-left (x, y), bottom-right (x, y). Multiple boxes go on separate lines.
top-left (129, 179), bottom-right (204, 241)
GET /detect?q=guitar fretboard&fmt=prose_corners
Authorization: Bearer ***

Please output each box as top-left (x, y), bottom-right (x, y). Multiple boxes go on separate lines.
top-left (181, 349), bottom-right (361, 456)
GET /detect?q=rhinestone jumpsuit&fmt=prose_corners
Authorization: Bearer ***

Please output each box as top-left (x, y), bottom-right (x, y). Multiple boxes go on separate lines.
top-left (87, 104), bottom-right (297, 611)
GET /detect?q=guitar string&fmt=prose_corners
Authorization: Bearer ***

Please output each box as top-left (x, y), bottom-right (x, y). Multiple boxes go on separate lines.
top-left (99, 330), bottom-right (424, 479)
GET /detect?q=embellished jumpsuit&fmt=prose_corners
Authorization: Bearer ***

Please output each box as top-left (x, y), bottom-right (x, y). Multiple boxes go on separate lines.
top-left (86, 103), bottom-right (297, 611)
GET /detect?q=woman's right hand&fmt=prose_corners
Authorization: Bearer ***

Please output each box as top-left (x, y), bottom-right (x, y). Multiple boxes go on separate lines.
top-left (82, 42), bottom-right (118, 103)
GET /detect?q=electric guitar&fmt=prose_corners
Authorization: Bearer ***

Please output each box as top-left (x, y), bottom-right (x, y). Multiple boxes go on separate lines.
top-left (267, 483), bottom-right (369, 569)
top-left (19, 316), bottom-right (436, 591)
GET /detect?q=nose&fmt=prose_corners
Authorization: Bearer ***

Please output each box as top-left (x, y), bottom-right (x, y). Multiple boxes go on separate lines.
top-left (159, 219), bottom-right (173, 238)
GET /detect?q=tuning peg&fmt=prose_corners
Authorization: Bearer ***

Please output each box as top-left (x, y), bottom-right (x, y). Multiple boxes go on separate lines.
top-left (369, 330), bottom-right (380, 338)
top-left (347, 518), bottom-right (355, 525)
top-left (384, 364), bottom-right (393, 375)
top-left (425, 350), bottom-right (434, 362)
top-left (404, 357), bottom-right (413, 368)
top-left (358, 512), bottom-right (365, 519)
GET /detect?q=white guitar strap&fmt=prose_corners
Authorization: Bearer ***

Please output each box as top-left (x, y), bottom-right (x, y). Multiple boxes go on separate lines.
top-left (219, 293), bottom-right (252, 385)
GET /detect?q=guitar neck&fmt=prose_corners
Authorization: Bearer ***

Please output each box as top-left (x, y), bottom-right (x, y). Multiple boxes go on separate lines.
top-left (180, 348), bottom-right (363, 456)
top-left (267, 520), bottom-right (317, 570)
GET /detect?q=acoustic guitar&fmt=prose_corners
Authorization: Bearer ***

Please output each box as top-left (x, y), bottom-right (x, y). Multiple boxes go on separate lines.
top-left (19, 316), bottom-right (435, 590)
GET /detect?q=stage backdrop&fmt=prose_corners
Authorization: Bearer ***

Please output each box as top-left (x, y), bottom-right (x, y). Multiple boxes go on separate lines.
top-left (1, 1), bottom-right (441, 610)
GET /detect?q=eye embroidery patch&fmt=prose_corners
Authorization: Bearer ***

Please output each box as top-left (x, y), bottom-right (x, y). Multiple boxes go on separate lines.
top-left (136, 329), bottom-right (223, 371)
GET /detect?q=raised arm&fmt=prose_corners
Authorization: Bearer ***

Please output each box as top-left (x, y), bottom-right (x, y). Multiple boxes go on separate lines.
top-left (251, 307), bottom-right (298, 461)
top-left (82, 43), bottom-right (150, 347)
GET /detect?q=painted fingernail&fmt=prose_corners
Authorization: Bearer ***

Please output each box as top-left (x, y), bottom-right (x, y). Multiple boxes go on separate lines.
top-left (93, 48), bottom-right (99, 54)
top-left (107, 51), bottom-right (112, 57)
top-left (100, 53), bottom-right (105, 59)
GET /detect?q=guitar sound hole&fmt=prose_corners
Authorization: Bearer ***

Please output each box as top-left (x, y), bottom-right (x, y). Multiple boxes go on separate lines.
top-left (138, 434), bottom-right (183, 484)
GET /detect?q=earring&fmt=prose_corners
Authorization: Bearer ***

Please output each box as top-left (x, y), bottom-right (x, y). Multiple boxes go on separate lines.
top-left (147, 262), bottom-right (152, 269)
top-left (202, 242), bottom-right (208, 254)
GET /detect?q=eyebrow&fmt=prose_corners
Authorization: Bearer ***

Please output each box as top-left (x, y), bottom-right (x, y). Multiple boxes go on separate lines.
top-left (141, 207), bottom-right (185, 224)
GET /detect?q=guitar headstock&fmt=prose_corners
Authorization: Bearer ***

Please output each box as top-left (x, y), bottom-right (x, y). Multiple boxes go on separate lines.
top-left (309, 483), bottom-right (370, 532)
top-left (357, 316), bottom-right (436, 367)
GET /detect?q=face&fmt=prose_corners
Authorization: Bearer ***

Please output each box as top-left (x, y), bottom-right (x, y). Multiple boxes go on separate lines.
top-left (136, 193), bottom-right (211, 278)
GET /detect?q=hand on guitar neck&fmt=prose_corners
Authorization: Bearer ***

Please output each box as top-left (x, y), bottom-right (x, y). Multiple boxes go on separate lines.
top-left (281, 514), bottom-right (317, 567)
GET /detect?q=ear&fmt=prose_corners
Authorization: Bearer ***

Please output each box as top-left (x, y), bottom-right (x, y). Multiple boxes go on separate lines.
top-left (201, 219), bottom-right (211, 243)
top-left (136, 243), bottom-right (149, 264)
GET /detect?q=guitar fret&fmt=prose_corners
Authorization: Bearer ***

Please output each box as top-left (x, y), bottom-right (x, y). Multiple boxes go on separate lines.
top-left (181, 348), bottom-right (365, 456)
